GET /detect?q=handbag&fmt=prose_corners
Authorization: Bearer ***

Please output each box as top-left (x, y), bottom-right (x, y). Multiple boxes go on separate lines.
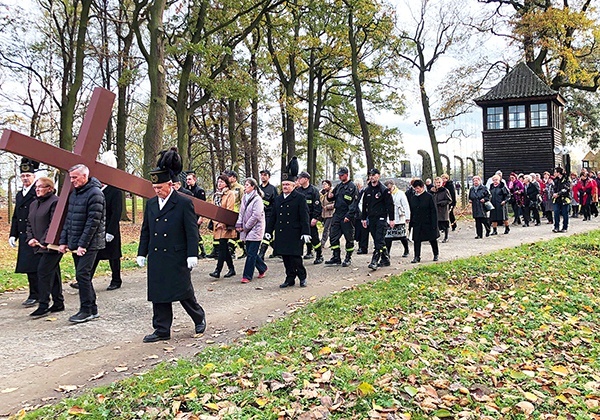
top-left (385, 223), bottom-right (406, 239)
top-left (484, 201), bottom-right (495, 211)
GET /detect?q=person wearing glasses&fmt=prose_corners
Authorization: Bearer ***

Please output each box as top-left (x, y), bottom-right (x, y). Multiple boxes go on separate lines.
top-left (25, 177), bottom-right (65, 317)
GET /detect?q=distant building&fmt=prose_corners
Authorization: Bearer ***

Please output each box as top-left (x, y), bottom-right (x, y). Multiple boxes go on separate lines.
top-left (474, 62), bottom-right (566, 181)
top-left (582, 151), bottom-right (600, 172)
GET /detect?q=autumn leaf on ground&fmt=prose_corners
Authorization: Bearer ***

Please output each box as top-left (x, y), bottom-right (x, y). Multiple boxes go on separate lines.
top-left (357, 382), bottom-right (375, 396)
top-left (67, 406), bottom-right (90, 415)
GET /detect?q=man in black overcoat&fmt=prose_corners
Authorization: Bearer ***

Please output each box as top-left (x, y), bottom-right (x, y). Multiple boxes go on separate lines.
top-left (10, 158), bottom-right (41, 306)
top-left (267, 157), bottom-right (311, 288)
top-left (137, 148), bottom-right (206, 343)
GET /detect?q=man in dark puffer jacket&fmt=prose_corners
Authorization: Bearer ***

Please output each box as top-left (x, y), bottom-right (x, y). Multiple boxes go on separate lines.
top-left (59, 164), bottom-right (106, 323)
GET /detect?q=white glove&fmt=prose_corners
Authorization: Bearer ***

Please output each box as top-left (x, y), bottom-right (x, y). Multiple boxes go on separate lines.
top-left (187, 257), bottom-right (198, 269)
top-left (136, 256), bottom-right (146, 267)
top-left (8, 237), bottom-right (17, 248)
top-left (264, 233), bottom-right (272, 241)
top-left (106, 233), bottom-right (114, 242)
top-left (301, 235), bottom-right (312, 244)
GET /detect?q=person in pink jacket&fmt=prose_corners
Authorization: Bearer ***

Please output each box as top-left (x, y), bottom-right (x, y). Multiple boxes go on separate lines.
top-left (235, 178), bottom-right (268, 283)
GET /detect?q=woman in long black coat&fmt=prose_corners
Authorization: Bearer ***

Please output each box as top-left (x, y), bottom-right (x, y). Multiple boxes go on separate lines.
top-left (469, 176), bottom-right (492, 239)
top-left (92, 185), bottom-right (123, 290)
top-left (408, 179), bottom-right (439, 263)
top-left (488, 174), bottom-right (511, 235)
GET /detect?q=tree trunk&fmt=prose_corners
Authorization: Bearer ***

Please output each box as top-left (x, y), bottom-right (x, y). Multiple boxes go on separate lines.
top-left (347, 8), bottom-right (373, 170)
top-left (307, 49), bottom-right (316, 177)
top-left (418, 68), bottom-right (443, 176)
top-left (141, 0), bottom-right (167, 178)
top-left (228, 99), bottom-right (238, 172)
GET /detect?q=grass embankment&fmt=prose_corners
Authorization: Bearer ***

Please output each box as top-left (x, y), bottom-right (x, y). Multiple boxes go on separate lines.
top-left (22, 231), bottom-right (600, 419)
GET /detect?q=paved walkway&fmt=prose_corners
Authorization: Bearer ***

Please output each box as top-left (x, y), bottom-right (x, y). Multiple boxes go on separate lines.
top-left (1, 215), bottom-right (598, 416)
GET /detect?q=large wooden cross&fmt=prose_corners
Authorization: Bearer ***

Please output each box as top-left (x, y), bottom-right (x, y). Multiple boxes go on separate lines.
top-left (0, 87), bottom-right (237, 244)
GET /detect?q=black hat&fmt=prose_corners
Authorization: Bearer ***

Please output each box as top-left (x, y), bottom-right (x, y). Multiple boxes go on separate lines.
top-left (259, 169), bottom-right (271, 176)
top-left (282, 156), bottom-right (299, 183)
top-left (298, 171), bottom-right (310, 179)
top-left (150, 147), bottom-right (182, 183)
top-left (19, 157), bottom-right (40, 174)
top-left (149, 168), bottom-right (171, 184)
top-left (337, 167), bottom-right (349, 176)
top-left (368, 168), bottom-right (380, 175)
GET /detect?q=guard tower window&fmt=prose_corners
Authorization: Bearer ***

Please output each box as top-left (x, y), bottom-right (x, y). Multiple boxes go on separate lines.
top-left (508, 105), bottom-right (526, 128)
top-left (531, 103), bottom-right (548, 127)
top-left (486, 106), bottom-right (504, 130)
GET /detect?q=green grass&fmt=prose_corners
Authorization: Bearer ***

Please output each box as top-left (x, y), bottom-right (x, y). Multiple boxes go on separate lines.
top-left (20, 231), bottom-right (600, 419)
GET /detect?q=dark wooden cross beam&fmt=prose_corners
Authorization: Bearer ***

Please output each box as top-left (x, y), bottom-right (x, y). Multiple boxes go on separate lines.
top-left (0, 87), bottom-right (237, 245)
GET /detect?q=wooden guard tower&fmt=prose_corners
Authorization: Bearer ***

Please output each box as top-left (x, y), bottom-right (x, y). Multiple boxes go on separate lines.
top-left (474, 62), bottom-right (566, 181)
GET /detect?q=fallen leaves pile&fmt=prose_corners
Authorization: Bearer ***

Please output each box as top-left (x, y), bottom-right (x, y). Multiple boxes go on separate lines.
top-left (23, 234), bottom-right (600, 419)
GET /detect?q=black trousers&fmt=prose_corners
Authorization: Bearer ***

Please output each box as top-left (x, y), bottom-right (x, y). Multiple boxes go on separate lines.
top-left (282, 255), bottom-right (307, 284)
top-left (92, 257), bottom-right (122, 285)
top-left (72, 251), bottom-right (99, 314)
top-left (152, 298), bottom-right (205, 336)
top-left (216, 238), bottom-right (234, 272)
top-left (26, 272), bottom-right (39, 300)
top-left (36, 251), bottom-right (63, 309)
top-left (414, 240), bottom-right (439, 258)
top-left (367, 216), bottom-right (387, 253)
top-left (308, 224), bottom-right (321, 251)
top-left (475, 217), bottom-right (491, 237)
top-left (329, 217), bottom-right (355, 253)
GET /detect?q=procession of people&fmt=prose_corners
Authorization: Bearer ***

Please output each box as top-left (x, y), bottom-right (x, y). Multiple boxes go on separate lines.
top-left (6, 144), bottom-right (592, 342)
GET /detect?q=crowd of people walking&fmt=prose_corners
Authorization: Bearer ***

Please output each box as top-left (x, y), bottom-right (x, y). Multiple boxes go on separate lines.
top-left (9, 145), bottom-right (596, 341)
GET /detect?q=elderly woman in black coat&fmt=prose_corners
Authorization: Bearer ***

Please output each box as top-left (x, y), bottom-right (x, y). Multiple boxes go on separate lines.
top-left (408, 179), bottom-right (439, 263)
top-left (469, 176), bottom-right (492, 239)
top-left (25, 177), bottom-right (64, 317)
top-left (488, 174), bottom-right (511, 235)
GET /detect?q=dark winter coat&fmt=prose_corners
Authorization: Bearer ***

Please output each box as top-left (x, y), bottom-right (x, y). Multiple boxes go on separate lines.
top-left (408, 191), bottom-right (439, 242)
top-left (59, 177), bottom-right (106, 251)
top-left (96, 185), bottom-right (123, 260)
top-left (297, 184), bottom-right (322, 221)
top-left (11, 186), bottom-right (39, 273)
top-left (26, 191), bottom-right (60, 253)
top-left (267, 189), bottom-right (310, 256)
top-left (523, 182), bottom-right (540, 207)
top-left (444, 179), bottom-right (457, 207)
top-left (331, 180), bottom-right (359, 220)
top-left (469, 184), bottom-right (491, 219)
top-left (138, 191), bottom-right (199, 303)
top-left (488, 183), bottom-right (510, 222)
top-left (431, 186), bottom-right (452, 222)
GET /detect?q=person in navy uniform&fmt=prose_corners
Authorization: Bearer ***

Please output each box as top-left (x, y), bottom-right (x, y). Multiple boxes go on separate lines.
top-left (324, 167), bottom-right (359, 267)
top-left (267, 157), bottom-right (311, 288)
top-left (296, 171), bottom-right (324, 264)
top-left (137, 147), bottom-right (206, 343)
top-left (361, 168), bottom-right (395, 270)
top-left (258, 169), bottom-right (278, 260)
top-left (10, 158), bottom-right (41, 306)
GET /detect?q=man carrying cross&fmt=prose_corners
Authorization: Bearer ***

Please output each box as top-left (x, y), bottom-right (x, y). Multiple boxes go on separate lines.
top-left (58, 164), bottom-right (106, 323)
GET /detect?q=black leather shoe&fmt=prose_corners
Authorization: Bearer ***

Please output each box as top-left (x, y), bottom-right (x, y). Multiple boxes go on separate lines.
top-left (313, 256), bottom-right (324, 264)
top-left (143, 333), bottom-right (170, 343)
top-left (30, 307), bottom-right (50, 318)
top-left (209, 270), bottom-right (220, 278)
top-left (433, 255), bottom-right (439, 262)
top-left (356, 249), bottom-right (368, 255)
top-left (410, 257), bottom-right (420, 263)
top-left (49, 304), bottom-right (65, 313)
top-left (223, 269), bottom-right (236, 278)
top-left (22, 298), bottom-right (38, 307)
top-left (68, 311), bottom-right (94, 323)
top-left (299, 279), bottom-right (307, 287)
top-left (402, 252), bottom-right (409, 258)
top-left (69, 282), bottom-right (79, 289)
top-left (279, 281), bottom-right (294, 288)
top-left (195, 319), bottom-right (206, 334)
top-left (303, 252), bottom-right (314, 260)
top-left (107, 283), bottom-right (121, 291)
